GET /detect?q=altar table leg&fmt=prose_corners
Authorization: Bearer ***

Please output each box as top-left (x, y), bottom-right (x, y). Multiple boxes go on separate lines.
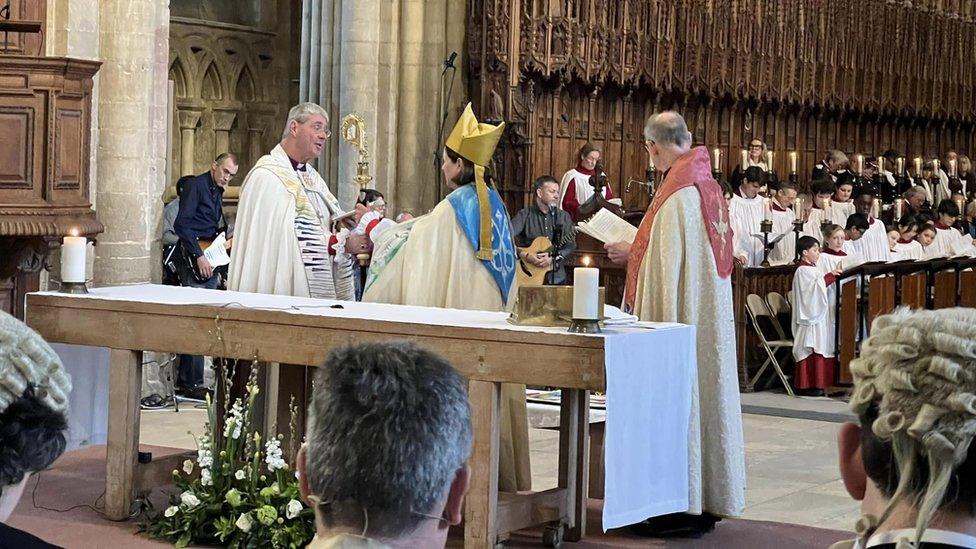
top-left (464, 380), bottom-right (500, 549)
top-left (558, 389), bottom-right (590, 541)
top-left (105, 349), bottom-right (142, 521)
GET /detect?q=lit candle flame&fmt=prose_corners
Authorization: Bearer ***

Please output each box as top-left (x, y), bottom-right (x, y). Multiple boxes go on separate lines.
top-left (582, 255), bottom-right (592, 267)
top-left (69, 228), bottom-right (79, 237)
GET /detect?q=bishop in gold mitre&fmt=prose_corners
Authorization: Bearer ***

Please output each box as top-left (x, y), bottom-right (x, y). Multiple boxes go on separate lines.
top-left (363, 103), bottom-right (531, 492)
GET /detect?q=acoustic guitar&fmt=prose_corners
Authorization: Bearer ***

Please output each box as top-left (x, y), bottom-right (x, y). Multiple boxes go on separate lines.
top-left (516, 229), bottom-right (578, 286)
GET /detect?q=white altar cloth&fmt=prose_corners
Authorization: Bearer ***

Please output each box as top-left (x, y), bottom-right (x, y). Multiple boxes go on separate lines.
top-left (31, 285), bottom-right (697, 530)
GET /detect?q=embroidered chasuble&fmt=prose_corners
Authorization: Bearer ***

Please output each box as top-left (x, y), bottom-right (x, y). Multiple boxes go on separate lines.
top-left (623, 146), bottom-right (746, 517)
top-left (229, 144), bottom-right (355, 300)
top-left (362, 184), bottom-right (529, 492)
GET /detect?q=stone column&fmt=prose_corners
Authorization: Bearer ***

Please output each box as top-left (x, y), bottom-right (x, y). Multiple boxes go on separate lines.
top-left (93, 0), bottom-right (169, 285)
top-left (300, 0), bottom-right (339, 184)
top-left (248, 124), bottom-right (266, 168)
top-left (178, 110), bottom-right (201, 176)
top-left (212, 110), bottom-right (237, 157)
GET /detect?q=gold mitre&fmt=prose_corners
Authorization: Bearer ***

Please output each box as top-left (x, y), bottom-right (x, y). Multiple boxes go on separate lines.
top-left (445, 103), bottom-right (505, 166)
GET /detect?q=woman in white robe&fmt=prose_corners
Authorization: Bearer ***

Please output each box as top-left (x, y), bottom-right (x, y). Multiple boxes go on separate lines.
top-left (558, 142), bottom-right (614, 219)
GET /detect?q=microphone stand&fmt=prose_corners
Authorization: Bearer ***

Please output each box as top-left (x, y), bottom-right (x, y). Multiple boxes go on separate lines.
top-left (548, 204), bottom-right (560, 285)
top-left (433, 52), bottom-right (458, 204)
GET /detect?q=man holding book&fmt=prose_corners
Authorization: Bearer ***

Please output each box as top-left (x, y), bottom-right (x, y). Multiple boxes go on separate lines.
top-left (604, 111), bottom-right (745, 537)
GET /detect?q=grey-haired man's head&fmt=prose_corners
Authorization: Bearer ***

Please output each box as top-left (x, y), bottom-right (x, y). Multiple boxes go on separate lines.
top-left (298, 341), bottom-right (472, 543)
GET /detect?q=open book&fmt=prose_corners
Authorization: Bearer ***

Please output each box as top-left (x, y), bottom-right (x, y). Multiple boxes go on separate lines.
top-left (577, 208), bottom-right (638, 244)
top-left (750, 232), bottom-right (791, 245)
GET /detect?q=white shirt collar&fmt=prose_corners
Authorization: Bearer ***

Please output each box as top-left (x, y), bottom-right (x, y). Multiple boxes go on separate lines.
top-left (861, 528), bottom-right (976, 548)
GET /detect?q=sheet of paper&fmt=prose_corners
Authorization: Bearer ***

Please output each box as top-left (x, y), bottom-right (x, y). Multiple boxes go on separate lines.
top-left (577, 208), bottom-right (638, 244)
top-left (204, 232), bottom-right (230, 268)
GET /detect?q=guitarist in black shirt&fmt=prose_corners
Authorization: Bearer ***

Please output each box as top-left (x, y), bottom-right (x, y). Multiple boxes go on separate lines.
top-left (511, 176), bottom-right (577, 284)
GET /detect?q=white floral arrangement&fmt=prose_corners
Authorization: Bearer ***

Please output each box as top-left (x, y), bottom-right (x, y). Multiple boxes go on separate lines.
top-left (142, 366), bottom-right (314, 548)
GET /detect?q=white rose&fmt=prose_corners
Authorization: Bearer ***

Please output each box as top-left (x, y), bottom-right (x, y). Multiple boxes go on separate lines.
top-left (200, 468), bottom-right (213, 486)
top-left (164, 505), bottom-right (179, 518)
top-left (235, 512), bottom-right (253, 532)
top-left (182, 460), bottom-right (194, 475)
top-left (286, 499), bottom-right (303, 519)
top-left (180, 491), bottom-right (201, 509)
top-left (235, 469), bottom-right (246, 480)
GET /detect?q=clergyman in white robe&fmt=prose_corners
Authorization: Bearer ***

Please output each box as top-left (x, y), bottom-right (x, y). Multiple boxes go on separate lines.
top-left (624, 146), bottom-right (745, 518)
top-left (229, 144), bottom-right (355, 300)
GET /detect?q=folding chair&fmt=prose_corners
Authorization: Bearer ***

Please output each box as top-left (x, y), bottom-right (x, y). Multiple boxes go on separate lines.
top-left (746, 294), bottom-right (795, 396)
top-left (766, 291), bottom-right (793, 339)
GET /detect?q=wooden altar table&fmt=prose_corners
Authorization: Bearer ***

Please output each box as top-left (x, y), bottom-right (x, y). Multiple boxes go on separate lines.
top-left (25, 285), bottom-right (696, 548)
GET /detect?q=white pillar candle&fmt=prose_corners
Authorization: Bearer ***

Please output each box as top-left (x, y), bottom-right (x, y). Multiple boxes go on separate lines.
top-left (61, 235), bottom-right (87, 283)
top-left (872, 198), bottom-right (881, 219)
top-left (789, 151), bottom-right (798, 174)
top-left (895, 198), bottom-right (903, 220)
top-left (896, 157), bottom-right (905, 175)
top-left (763, 197), bottom-right (772, 221)
top-left (914, 157), bottom-right (922, 177)
top-left (950, 158), bottom-right (958, 177)
top-left (765, 150), bottom-right (774, 171)
top-left (572, 258), bottom-right (599, 320)
top-left (740, 149), bottom-right (748, 168)
top-left (712, 148), bottom-right (721, 171)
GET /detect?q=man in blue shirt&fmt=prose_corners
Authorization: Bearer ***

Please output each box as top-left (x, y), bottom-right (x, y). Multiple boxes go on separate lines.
top-left (172, 153), bottom-right (238, 399)
top-left (174, 152), bottom-right (238, 289)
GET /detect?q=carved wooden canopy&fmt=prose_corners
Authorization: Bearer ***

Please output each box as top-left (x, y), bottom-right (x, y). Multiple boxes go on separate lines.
top-left (469, 0), bottom-right (976, 213)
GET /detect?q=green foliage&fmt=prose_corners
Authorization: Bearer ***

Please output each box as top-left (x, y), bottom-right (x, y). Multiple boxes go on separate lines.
top-left (141, 365), bottom-right (314, 548)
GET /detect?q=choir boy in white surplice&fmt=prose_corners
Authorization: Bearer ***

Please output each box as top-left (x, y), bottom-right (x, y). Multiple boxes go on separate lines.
top-left (728, 166), bottom-right (766, 266)
top-left (892, 217), bottom-right (924, 261)
top-left (803, 179), bottom-right (840, 243)
top-left (793, 236), bottom-right (842, 396)
top-left (828, 173), bottom-right (856, 227)
top-left (929, 200), bottom-right (976, 258)
top-left (768, 181), bottom-right (799, 265)
top-left (845, 190), bottom-right (891, 263)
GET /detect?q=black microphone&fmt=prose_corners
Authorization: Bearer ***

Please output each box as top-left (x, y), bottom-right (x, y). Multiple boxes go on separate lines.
top-left (442, 51), bottom-right (457, 75)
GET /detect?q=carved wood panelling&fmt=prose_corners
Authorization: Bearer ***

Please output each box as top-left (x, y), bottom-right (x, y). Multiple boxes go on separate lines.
top-left (470, 0), bottom-right (976, 213)
top-left (0, 106), bottom-right (34, 190)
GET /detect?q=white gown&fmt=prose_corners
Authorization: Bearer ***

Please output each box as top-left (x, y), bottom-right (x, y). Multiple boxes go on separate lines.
top-left (768, 205), bottom-right (797, 265)
top-left (792, 263), bottom-right (835, 361)
top-left (848, 218), bottom-right (891, 263)
top-left (631, 186), bottom-right (746, 517)
top-left (728, 193), bottom-right (765, 267)
top-left (930, 224), bottom-right (976, 258)
top-left (892, 240), bottom-right (923, 261)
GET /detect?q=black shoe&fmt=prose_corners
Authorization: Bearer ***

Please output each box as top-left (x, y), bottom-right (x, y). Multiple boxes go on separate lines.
top-left (177, 386), bottom-right (212, 402)
top-left (627, 512), bottom-right (720, 538)
top-left (140, 394), bottom-right (168, 410)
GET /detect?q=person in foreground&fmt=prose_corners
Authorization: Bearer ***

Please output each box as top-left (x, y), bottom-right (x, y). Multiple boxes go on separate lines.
top-left (834, 307), bottom-right (976, 549)
top-left (0, 311), bottom-right (72, 548)
top-left (605, 111), bottom-right (745, 536)
top-left (297, 342), bottom-right (471, 549)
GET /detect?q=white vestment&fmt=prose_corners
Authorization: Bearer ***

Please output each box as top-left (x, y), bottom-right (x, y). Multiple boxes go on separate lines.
top-left (792, 263), bottom-right (835, 361)
top-left (848, 218), bottom-right (891, 263)
top-left (803, 207), bottom-right (830, 242)
top-left (893, 240), bottom-right (923, 261)
top-left (931, 225), bottom-right (976, 258)
top-left (229, 144), bottom-right (355, 300)
top-left (728, 193), bottom-right (765, 266)
top-left (935, 169), bottom-right (951, 206)
top-left (827, 199), bottom-right (855, 227)
top-left (630, 186), bottom-right (745, 517)
top-left (768, 206), bottom-right (797, 265)
top-left (362, 190), bottom-right (531, 493)
top-left (558, 168), bottom-right (610, 208)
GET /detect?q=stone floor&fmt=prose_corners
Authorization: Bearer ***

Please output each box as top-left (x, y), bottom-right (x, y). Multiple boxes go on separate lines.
top-left (139, 398), bottom-right (859, 534)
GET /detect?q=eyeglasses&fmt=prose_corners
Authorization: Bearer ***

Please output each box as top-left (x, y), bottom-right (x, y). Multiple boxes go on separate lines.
top-left (749, 144), bottom-right (763, 149)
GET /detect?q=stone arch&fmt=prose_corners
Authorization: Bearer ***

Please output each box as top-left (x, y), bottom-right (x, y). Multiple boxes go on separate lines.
top-left (169, 57), bottom-right (190, 99)
top-left (234, 64), bottom-right (257, 102)
top-left (201, 61), bottom-right (223, 101)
